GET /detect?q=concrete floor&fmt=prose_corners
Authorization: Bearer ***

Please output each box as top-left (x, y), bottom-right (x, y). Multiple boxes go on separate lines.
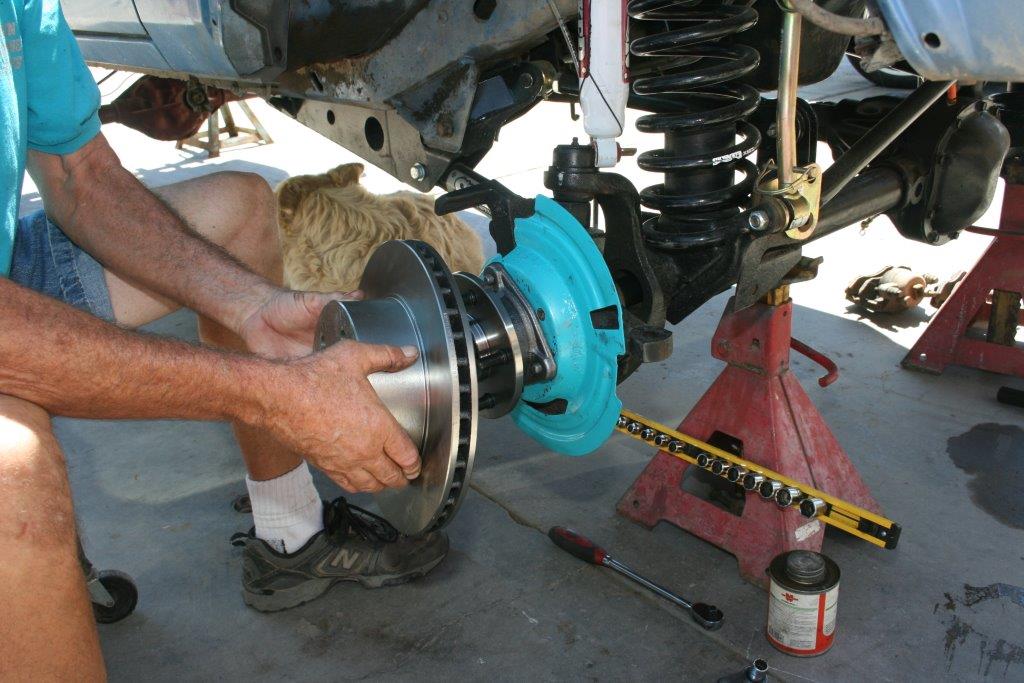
top-left (21, 63), bottom-right (1024, 681)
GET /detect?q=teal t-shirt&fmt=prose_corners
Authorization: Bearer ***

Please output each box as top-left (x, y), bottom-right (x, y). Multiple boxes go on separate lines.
top-left (1, 0), bottom-right (100, 275)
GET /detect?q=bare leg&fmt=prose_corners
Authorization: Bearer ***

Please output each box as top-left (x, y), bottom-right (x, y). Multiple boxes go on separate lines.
top-left (104, 171), bottom-right (302, 481)
top-left (0, 395), bottom-right (105, 680)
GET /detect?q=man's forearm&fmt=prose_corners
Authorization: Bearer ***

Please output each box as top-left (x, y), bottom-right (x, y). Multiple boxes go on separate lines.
top-left (27, 135), bottom-right (276, 333)
top-left (0, 277), bottom-right (269, 424)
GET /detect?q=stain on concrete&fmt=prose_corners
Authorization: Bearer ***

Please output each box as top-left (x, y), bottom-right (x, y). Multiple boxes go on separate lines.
top-left (944, 615), bottom-right (1024, 678)
top-left (943, 613), bottom-right (972, 657)
top-left (297, 613), bottom-right (438, 661)
top-left (934, 592), bottom-right (957, 613)
top-left (557, 620), bottom-right (577, 648)
top-left (938, 584), bottom-right (1024, 678)
top-left (947, 423), bottom-right (1024, 529)
top-left (963, 583), bottom-right (1024, 609)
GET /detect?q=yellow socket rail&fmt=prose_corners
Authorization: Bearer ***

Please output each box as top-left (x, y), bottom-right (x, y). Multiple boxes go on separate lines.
top-left (616, 409), bottom-right (901, 549)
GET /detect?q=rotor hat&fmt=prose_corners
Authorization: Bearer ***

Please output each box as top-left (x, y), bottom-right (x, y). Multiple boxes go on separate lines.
top-left (317, 299), bottom-right (428, 451)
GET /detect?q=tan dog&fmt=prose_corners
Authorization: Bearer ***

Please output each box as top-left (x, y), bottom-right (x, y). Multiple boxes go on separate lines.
top-left (276, 163), bottom-right (484, 293)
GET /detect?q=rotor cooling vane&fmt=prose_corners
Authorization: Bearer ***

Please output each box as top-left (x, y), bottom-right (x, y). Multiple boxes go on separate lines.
top-left (316, 196), bottom-right (624, 536)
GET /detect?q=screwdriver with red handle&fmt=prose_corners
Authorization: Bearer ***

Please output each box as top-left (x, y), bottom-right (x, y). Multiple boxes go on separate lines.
top-left (548, 526), bottom-right (724, 630)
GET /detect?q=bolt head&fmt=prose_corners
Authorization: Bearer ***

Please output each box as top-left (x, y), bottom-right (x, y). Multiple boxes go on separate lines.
top-left (410, 163), bottom-right (427, 181)
top-left (748, 211), bottom-right (770, 232)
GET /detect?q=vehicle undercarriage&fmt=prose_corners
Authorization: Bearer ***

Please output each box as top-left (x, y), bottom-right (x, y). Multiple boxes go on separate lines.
top-left (66, 0), bottom-right (1024, 531)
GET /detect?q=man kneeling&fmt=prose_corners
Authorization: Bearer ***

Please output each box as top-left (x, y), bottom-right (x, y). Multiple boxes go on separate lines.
top-left (0, 4), bottom-right (444, 679)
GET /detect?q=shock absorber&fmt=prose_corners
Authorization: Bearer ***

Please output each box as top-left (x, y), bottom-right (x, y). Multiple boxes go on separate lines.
top-left (628, 0), bottom-right (763, 250)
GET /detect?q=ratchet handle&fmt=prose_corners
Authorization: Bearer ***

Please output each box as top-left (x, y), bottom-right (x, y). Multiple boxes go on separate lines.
top-left (548, 526), bottom-right (607, 565)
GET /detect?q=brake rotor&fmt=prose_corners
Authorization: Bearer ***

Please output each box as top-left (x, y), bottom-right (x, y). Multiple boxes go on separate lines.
top-left (315, 196), bottom-right (623, 535)
top-left (315, 241), bottom-right (477, 536)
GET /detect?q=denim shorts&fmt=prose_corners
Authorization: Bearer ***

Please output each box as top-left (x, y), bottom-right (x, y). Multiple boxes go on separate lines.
top-left (9, 210), bottom-right (115, 321)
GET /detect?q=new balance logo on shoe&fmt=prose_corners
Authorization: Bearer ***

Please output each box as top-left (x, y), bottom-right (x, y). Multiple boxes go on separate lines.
top-left (329, 548), bottom-right (361, 570)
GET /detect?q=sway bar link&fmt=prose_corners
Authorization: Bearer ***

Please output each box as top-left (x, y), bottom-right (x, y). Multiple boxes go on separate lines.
top-left (616, 409), bottom-right (901, 549)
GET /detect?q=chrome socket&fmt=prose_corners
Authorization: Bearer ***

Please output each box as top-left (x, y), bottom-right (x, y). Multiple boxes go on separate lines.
top-left (654, 433), bottom-right (670, 447)
top-left (627, 421), bottom-right (642, 434)
top-left (696, 452), bottom-right (711, 468)
top-left (668, 440), bottom-right (685, 453)
top-left (710, 459), bottom-right (728, 476)
top-left (726, 465), bottom-right (747, 483)
top-left (775, 486), bottom-right (801, 507)
top-left (743, 472), bottom-right (766, 491)
top-left (800, 497), bottom-right (827, 518)
top-left (759, 480), bottom-right (783, 499)
top-left (640, 427), bottom-right (657, 441)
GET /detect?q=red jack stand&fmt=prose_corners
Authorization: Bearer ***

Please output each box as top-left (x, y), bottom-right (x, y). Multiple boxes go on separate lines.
top-left (902, 182), bottom-right (1024, 378)
top-left (617, 291), bottom-right (880, 589)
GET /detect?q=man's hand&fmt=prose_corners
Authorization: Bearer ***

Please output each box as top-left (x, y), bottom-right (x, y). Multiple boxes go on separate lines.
top-left (238, 289), bottom-right (361, 360)
top-left (255, 340), bottom-right (422, 492)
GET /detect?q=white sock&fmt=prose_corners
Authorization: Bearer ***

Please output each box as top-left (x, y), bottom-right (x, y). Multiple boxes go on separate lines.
top-left (246, 462), bottom-right (324, 554)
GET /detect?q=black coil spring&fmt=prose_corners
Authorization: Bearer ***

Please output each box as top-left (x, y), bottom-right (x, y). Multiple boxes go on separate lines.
top-left (628, 0), bottom-right (763, 250)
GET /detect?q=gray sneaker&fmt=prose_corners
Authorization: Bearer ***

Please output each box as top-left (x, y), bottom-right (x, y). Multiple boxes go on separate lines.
top-left (232, 497), bottom-right (449, 612)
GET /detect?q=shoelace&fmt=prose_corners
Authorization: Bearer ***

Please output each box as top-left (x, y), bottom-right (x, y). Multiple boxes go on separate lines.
top-left (230, 496), bottom-right (400, 548)
top-left (324, 496), bottom-right (400, 545)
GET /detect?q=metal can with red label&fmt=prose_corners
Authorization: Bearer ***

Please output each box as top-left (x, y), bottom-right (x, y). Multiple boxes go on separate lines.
top-left (766, 550), bottom-right (840, 657)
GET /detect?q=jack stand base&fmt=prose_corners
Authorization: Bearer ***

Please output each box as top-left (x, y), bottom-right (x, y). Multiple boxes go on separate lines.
top-left (177, 100), bottom-right (272, 159)
top-left (617, 297), bottom-right (880, 589)
top-left (903, 183), bottom-right (1024, 378)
